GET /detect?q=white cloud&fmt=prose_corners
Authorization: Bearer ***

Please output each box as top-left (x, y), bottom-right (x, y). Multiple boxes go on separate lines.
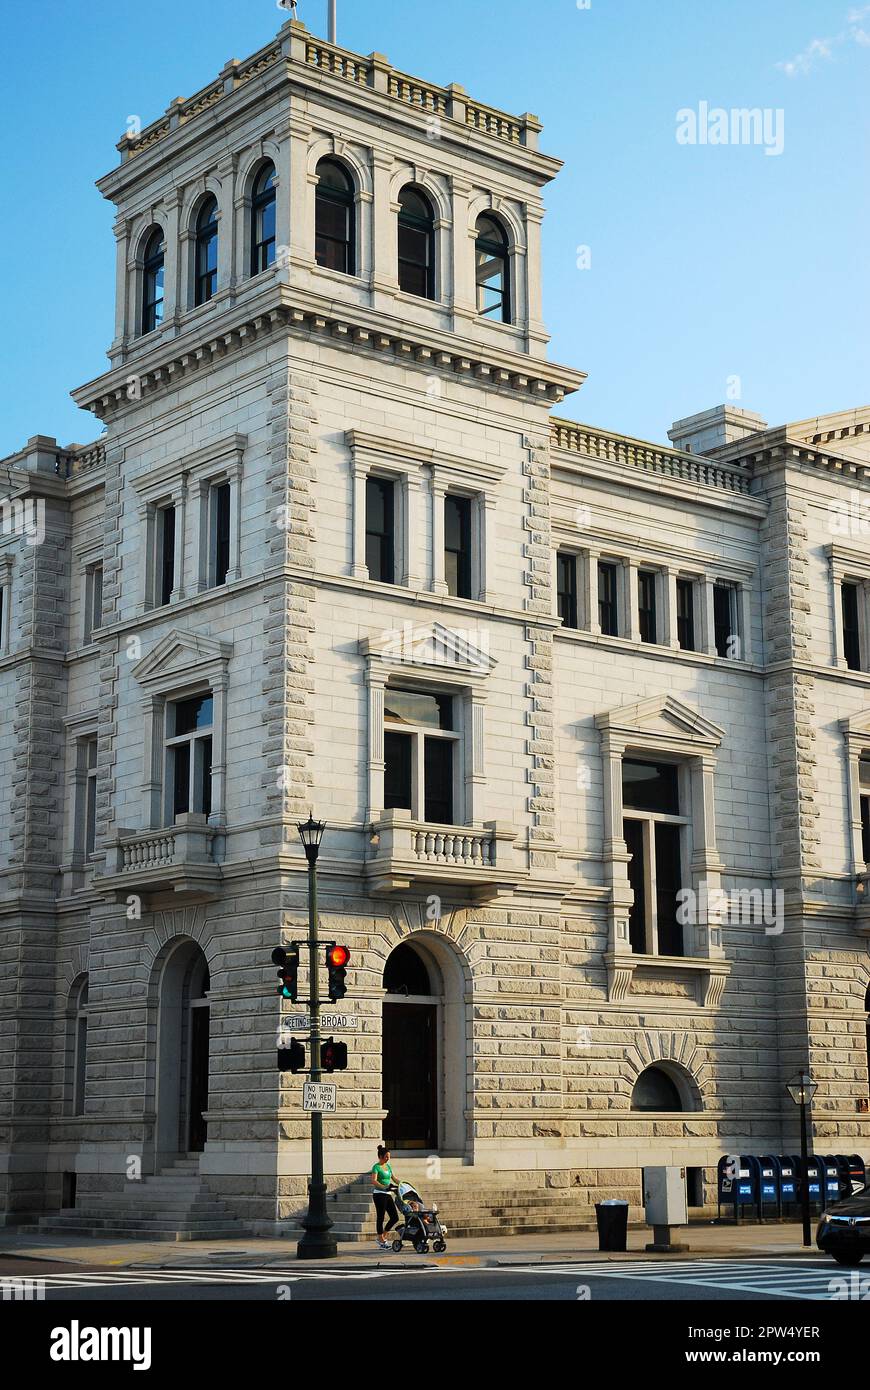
top-left (778, 6), bottom-right (870, 75)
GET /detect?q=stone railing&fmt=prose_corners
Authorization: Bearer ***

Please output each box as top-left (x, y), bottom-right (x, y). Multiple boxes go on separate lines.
top-left (306, 40), bottom-right (370, 85)
top-left (465, 101), bottom-right (522, 145)
top-left (121, 22), bottom-right (533, 161)
top-left (367, 809), bottom-right (520, 895)
top-left (104, 814), bottom-right (217, 877)
top-left (57, 442), bottom-right (106, 479)
top-left (550, 419), bottom-right (752, 496)
top-left (411, 827), bottom-right (496, 867)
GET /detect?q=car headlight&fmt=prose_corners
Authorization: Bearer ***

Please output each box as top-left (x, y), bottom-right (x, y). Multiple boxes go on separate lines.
top-left (819, 1213), bottom-right (831, 1226)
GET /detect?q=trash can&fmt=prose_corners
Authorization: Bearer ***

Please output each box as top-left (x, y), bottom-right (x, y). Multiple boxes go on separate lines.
top-left (595, 1199), bottom-right (629, 1252)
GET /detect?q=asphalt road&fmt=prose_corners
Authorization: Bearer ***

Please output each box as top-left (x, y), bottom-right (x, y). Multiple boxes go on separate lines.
top-left (3, 1256), bottom-right (862, 1302)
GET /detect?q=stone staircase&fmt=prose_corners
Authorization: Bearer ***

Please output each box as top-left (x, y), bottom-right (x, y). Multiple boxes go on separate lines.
top-left (32, 1157), bottom-right (252, 1242)
top-left (291, 1160), bottom-right (602, 1242)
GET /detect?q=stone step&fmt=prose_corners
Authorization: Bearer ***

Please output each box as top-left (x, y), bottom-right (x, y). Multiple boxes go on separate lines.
top-left (43, 1212), bottom-right (248, 1233)
top-left (36, 1222), bottom-right (244, 1242)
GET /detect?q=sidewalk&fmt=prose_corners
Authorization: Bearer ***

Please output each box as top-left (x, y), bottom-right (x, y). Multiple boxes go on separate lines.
top-left (0, 1219), bottom-right (827, 1271)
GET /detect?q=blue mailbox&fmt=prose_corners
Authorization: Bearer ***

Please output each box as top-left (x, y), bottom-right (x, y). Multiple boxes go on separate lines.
top-left (778, 1155), bottom-right (798, 1212)
top-left (757, 1155), bottom-right (781, 1219)
top-left (821, 1156), bottom-right (842, 1208)
top-left (717, 1155), bottom-right (758, 1223)
top-left (795, 1155), bottom-right (824, 1214)
top-left (846, 1155), bottom-right (867, 1194)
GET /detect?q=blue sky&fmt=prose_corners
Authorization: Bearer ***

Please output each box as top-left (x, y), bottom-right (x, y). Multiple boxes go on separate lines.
top-left (2, 0), bottom-right (868, 454)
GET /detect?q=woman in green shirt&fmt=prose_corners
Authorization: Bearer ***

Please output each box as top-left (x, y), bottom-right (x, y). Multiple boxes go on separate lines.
top-left (371, 1144), bottom-right (399, 1249)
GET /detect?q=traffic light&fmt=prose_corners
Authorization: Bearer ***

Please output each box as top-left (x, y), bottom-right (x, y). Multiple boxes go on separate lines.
top-left (272, 944), bottom-right (300, 1001)
top-left (320, 1037), bottom-right (348, 1073)
top-left (278, 1039), bottom-right (306, 1073)
top-left (325, 944), bottom-right (349, 1002)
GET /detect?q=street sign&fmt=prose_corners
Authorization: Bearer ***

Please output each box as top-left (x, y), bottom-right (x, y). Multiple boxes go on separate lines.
top-left (280, 1013), bottom-right (358, 1031)
top-left (303, 1083), bottom-right (337, 1113)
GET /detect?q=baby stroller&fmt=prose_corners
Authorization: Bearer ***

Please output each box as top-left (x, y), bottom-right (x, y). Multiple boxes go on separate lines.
top-left (390, 1181), bottom-right (448, 1254)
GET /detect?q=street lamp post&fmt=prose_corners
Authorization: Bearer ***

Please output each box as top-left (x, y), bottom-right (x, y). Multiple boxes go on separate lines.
top-left (295, 814), bottom-right (337, 1261)
top-left (786, 1070), bottom-right (818, 1249)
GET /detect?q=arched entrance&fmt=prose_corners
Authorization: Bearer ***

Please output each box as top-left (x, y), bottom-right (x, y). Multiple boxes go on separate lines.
top-left (381, 935), bottom-right (466, 1153)
top-left (155, 940), bottom-right (210, 1164)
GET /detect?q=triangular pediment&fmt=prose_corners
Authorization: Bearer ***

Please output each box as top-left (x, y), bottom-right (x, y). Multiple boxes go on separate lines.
top-left (132, 628), bottom-right (233, 687)
top-left (362, 621), bottom-right (495, 674)
top-left (841, 709), bottom-right (870, 741)
top-left (596, 694), bottom-right (724, 749)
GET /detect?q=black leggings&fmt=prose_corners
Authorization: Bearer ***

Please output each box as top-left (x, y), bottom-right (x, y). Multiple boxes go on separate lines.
top-left (373, 1190), bottom-right (399, 1235)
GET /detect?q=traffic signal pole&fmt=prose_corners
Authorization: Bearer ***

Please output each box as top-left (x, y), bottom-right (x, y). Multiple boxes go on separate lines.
top-left (296, 840), bottom-right (337, 1260)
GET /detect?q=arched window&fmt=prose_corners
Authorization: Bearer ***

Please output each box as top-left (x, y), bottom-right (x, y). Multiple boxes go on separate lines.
top-left (315, 158), bottom-right (355, 275)
top-left (250, 163), bottom-right (277, 275)
top-left (383, 942), bottom-right (433, 996)
top-left (68, 977), bottom-right (89, 1117)
top-left (194, 196), bottom-right (218, 306)
top-left (631, 1065), bottom-right (684, 1113)
top-left (475, 214), bottom-right (510, 323)
top-left (141, 228), bottom-right (165, 334)
top-left (397, 186), bottom-right (435, 299)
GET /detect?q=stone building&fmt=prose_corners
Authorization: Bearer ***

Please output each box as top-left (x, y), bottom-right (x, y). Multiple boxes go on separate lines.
top-left (0, 18), bottom-right (868, 1237)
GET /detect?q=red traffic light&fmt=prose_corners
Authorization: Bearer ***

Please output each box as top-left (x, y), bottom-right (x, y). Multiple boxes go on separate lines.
top-left (328, 944), bottom-right (350, 968)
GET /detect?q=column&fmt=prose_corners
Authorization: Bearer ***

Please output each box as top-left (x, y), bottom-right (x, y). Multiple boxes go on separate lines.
top-left (404, 472), bottom-right (425, 589)
top-left (371, 148), bottom-right (395, 305)
top-left (431, 476), bottom-right (448, 595)
top-left (584, 548), bottom-right (601, 635)
top-left (738, 581), bottom-right (752, 663)
top-left (141, 695), bottom-right (163, 828)
top-left (524, 204), bottom-right (547, 356)
top-left (285, 116), bottom-right (311, 272)
top-left (162, 189), bottom-right (182, 325)
top-left (626, 559), bottom-right (640, 643)
top-left (111, 216), bottom-right (130, 358)
top-left (351, 462), bottom-right (368, 580)
top-left (689, 755), bottom-right (727, 959)
top-left (704, 579), bottom-right (718, 656)
top-left (664, 567), bottom-right (680, 650)
top-left (465, 693), bottom-right (487, 823)
top-left (209, 672), bottom-right (229, 827)
top-left (216, 156), bottom-right (237, 295)
top-left (478, 494), bottom-right (497, 602)
top-left (449, 175), bottom-right (475, 330)
top-left (366, 674), bottom-right (387, 822)
top-left (831, 563), bottom-right (847, 669)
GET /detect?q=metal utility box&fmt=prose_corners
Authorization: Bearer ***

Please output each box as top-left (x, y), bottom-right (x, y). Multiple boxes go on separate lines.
top-left (644, 1166), bottom-right (688, 1226)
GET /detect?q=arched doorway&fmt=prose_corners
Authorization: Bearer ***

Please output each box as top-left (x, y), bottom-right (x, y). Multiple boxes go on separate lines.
top-left (381, 935), bottom-right (467, 1153)
top-left (631, 1064), bottom-right (691, 1112)
top-left (155, 940), bottom-right (210, 1163)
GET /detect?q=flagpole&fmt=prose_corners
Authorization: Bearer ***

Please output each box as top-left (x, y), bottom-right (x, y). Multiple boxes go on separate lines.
top-left (328, 0), bottom-right (337, 44)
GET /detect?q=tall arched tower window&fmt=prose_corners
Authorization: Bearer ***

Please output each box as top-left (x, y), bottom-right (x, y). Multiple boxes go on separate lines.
top-left (475, 214), bottom-right (510, 323)
top-left (315, 158), bottom-right (355, 275)
top-left (194, 196), bottom-right (218, 305)
top-left (397, 186), bottom-right (435, 299)
top-left (141, 228), bottom-right (165, 334)
top-left (250, 163), bottom-right (277, 275)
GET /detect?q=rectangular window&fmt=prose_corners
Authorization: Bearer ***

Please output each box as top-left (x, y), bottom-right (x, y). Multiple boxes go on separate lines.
top-left (211, 483), bottom-right (231, 587)
top-left (654, 822), bottom-right (683, 957)
top-left (860, 759), bottom-right (870, 863)
top-left (622, 757), bottom-right (686, 958)
top-left (84, 737), bottom-right (98, 857)
top-left (384, 731), bottom-right (413, 811)
top-left (157, 505), bottom-right (176, 607)
top-left (623, 760), bottom-right (679, 814)
top-left (624, 818), bottom-right (647, 954)
top-left (445, 495), bottom-right (472, 600)
top-left (365, 478), bottom-right (395, 584)
top-left (423, 738), bottom-right (453, 825)
top-left (384, 687), bottom-right (459, 825)
top-left (843, 582), bottom-right (861, 671)
top-left (557, 553), bottom-right (578, 629)
top-left (165, 694), bottom-right (213, 823)
top-left (713, 581), bottom-right (738, 659)
top-left (676, 578), bottom-right (695, 652)
top-left (638, 571), bottom-right (657, 644)
top-left (84, 564), bottom-right (103, 643)
top-left (598, 561), bottom-right (619, 636)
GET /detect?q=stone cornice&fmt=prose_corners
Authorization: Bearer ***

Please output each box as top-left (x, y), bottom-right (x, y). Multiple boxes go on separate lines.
top-left (71, 283), bottom-right (585, 422)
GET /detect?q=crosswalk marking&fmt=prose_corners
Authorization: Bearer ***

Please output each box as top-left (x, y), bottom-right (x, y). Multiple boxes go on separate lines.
top-left (555, 1257), bottom-right (854, 1300)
